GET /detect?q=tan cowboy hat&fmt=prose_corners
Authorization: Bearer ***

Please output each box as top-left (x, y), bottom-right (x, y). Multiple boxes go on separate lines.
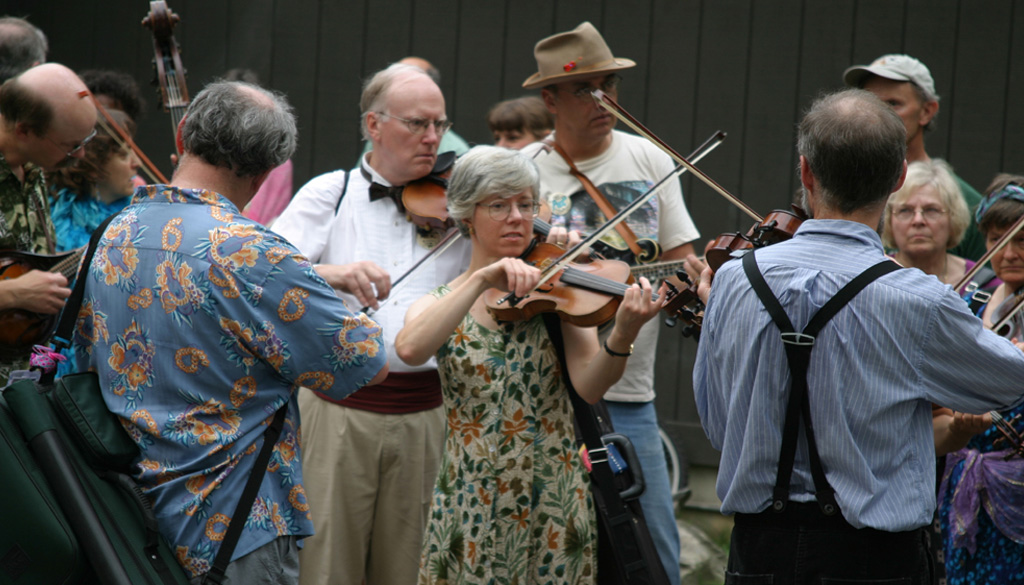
top-left (522, 22), bottom-right (635, 90)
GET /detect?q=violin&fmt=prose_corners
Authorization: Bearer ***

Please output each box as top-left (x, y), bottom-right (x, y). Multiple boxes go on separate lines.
top-left (483, 241), bottom-right (639, 327)
top-left (400, 151), bottom-right (457, 231)
top-left (704, 206), bottom-right (809, 271)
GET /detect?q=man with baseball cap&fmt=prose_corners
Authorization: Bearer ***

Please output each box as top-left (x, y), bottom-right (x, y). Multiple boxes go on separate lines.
top-left (521, 21), bottom-right (701, 585)
top-left (844, 54), bottom-right (986, 260)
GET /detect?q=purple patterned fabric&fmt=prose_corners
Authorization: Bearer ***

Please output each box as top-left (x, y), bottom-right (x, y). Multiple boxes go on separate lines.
top-left (939, 447), bottom-right (1024, 555)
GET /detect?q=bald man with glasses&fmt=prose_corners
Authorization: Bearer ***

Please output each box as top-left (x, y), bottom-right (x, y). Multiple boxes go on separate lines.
top-left (0, 62), bottom-right (96, 382)
top-left (272, 63), bottom-right (471, 585)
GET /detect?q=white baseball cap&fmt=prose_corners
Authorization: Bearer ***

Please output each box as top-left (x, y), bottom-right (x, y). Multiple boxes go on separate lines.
top-left (843, 54), bottom-right (937, 99)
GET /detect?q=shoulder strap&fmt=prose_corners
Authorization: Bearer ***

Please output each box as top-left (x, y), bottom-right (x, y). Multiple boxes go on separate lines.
top-left (541, 314), bottom-right (668, 585)
top-left (48, 212), bottom-right (120, 377)
top-left (333, 170), bottom-right (350, 215)
top-left (203, 403), bottom-right (288, 585)
top-left (549, 141), bottom-right (643, 258)
top-left (742, 251), bottom-right (899, 515)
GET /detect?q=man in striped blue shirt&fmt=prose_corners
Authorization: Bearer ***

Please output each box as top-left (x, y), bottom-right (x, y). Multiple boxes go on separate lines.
top-left (691, 89), bottom-right (1024, 584)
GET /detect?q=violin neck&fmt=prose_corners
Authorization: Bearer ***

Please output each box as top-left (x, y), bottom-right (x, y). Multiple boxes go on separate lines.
top-left (560, 266), bottom-right (659, 301)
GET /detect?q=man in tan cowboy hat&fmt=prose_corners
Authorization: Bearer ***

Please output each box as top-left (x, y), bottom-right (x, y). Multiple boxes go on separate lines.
top-left (843, 54), bottom-right (985, 261)
top-left (521, 21), bottom-right (699, 585)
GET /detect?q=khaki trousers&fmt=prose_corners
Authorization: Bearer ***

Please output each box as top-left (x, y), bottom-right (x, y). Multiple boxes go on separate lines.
top-left (297, 389), bottom-right (444, 585)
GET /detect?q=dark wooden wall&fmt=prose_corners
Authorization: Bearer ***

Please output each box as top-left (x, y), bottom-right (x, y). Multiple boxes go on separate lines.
top-left (10, 0), bottom-right (1024, 467)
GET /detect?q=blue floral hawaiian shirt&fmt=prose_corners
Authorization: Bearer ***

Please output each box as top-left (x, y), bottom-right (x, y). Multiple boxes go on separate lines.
top-left (71, 185), bottom-right (387, 578)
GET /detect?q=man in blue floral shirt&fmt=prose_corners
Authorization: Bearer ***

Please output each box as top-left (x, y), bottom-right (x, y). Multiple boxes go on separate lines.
top-left (72, 80), bottom-right (389, 584)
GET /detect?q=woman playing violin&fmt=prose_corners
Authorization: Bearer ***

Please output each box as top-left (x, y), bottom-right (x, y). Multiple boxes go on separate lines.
top-left (937, 178), bottom-right (1024, 585)
top-left (394, 146), bottom-right (665, 585)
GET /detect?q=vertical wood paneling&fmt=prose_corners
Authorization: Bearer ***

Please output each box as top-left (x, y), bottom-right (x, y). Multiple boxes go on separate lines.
top-left (552, 1), bottom-right (605, 35)
top-left (1004, 0), bottom-right (1024, 174)
top-left (947, 0), bottom-right (1014, 192)
top-left (270, 0), bottom-right (321, 185)
top-left (902, 0), bottom-right (960, 166)
top-left (603, 1), bottom-right (653, 123)
top-left (850, 0), bottom-right (906, 59)
top-left (690, 0), bottom-right (753, 237)
top-left (452, 3), bottom-right (506, 146)
top-left (502, 0), bottom-right (557, 99)
top-left (309, 0), bottom-right (367, 174)
top-left (645, 0), bottom-right (701, 212)
top-left (364, 0), bottom-right (413, 73)
top-left (796, 0), bottom-right (855, 105)
top-left (226, 0), bottom-right (274, 79)
top-left (410, 0), bottom-right (461, 116)
top-left (740, 0), bottom-right (804, 217)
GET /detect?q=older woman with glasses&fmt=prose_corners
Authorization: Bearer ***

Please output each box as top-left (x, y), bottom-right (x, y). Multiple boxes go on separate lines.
top-left (395, 145), bottom-right (666, 585)
top-left (882, 159), bottom-right (998, 293)
top-left (934, 178), bottom-right (1024, 585)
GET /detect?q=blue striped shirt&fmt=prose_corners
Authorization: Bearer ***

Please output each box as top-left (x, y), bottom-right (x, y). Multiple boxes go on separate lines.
top-left (694, 219), bottom-right (1024, 531)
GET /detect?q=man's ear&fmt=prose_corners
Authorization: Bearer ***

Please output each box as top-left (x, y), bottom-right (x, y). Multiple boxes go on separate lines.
top-left (919, 99), bottom-right (939, 128)
top-left (540, 88), bottom-right (558, 115)
top-left (365, 111), bottom-right (383, 142)
top-left (13, 121), bottom-right (33, 140)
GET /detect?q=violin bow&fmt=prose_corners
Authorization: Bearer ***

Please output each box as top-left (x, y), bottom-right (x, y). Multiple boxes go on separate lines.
top-left (591, 90), bottom-right (762, 223)
top-left (359, 227), bottom-right (463, 314)
top-left (89, 94), bottom-right (168, 184)
top-left (498, 130), bottom-right (725, 307)
top-left (954, 212), bottom-right (1024, 292)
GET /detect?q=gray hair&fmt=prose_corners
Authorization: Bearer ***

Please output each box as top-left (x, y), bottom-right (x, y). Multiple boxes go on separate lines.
top-left (358, 63), bottom-right (424, 142)
top-left (180, 80), bottom-right (297, 178)
top-left (447, 145), bottom-right (540, 237)
top-left (0, 17), bottom-right (47, 84)
top-left (798, 89), bottom-right (907, 215)
top-left (881, 159), bottom-right (968, 249)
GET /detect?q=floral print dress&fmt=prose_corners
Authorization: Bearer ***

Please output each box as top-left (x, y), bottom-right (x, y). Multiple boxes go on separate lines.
top-left (419, 286), bottom-right (597, 585)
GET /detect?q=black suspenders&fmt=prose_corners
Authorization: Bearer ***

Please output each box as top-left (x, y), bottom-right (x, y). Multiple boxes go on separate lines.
top-left (742, 251), bottom-right (901, 516)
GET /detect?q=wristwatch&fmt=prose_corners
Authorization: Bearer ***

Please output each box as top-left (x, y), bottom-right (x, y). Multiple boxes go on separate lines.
top-left (603, 340), bottom-right (634, 357)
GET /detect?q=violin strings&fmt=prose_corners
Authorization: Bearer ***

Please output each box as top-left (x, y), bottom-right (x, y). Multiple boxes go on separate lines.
top-left (561, 266), bottom-right (660, 301)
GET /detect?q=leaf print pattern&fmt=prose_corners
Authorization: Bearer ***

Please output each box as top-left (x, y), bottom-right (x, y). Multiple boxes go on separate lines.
top-left (419, 286), bottom-right (596, 585)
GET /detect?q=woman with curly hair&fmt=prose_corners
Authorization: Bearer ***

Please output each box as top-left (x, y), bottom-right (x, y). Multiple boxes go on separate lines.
top-left (47, 107), bottom-right (140, 252)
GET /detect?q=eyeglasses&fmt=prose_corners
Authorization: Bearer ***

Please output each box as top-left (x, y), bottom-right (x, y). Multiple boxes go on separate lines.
top-left (568, 74), bottom-right (622, 100)
top-left (378, 112), bottom-right (452, 136)
top-left (991, 411), bottom-right (1024, 460)
top-left (46, 127), bottom-right (98, 159)
top-left (892, 206), bottom-right (947, 222)
top-left (477, 200), bottom-right (541, 221)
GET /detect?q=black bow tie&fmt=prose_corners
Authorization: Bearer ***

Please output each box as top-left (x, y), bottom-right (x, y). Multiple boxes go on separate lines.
top-left (368, 182), bottom-right (405, 212)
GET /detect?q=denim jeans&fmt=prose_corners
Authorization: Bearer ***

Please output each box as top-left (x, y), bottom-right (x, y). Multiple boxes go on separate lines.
top-left (728, 503), bottom-right (932, 584)
top-left (605, 400), bottom-right (681, 585)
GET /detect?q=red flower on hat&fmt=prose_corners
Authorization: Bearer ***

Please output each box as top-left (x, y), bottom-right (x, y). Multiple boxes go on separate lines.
top-left (564, 60), bottom-right (578, 72)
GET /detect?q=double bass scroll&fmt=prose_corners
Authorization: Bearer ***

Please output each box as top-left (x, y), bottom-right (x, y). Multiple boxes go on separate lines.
top-left (143, 1), bottom-right (190, 154)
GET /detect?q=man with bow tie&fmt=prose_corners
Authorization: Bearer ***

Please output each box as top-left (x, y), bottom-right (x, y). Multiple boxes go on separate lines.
top-left (272, 63), bottom-right (471, 585)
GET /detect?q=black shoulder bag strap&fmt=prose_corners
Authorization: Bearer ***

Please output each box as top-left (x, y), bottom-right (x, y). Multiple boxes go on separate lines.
top-left (48, 213), bottom-right (120, 374)
top-left (203, 404), bottom-right (287, 585)
top-left (49, 211), bottom-right (289, 584)
top-left (741, 251), bottom-right (900, 516)
top-left (541, 314), bottom-right (669, 585)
